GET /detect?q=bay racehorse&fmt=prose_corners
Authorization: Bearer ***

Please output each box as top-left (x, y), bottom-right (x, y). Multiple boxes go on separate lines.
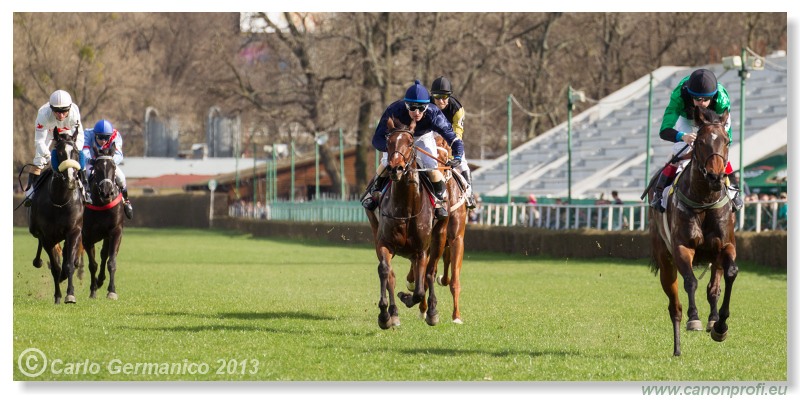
top-left (649, 106), bottom-right (737, 356)
top-left (83, 143), bottom-right (125, 300)
top-left (365, 117), bottom-right (439, 329)
top-left (28, 126), bottom-right (84, 304)
top-left (407, 134), bottom-right (468, 324)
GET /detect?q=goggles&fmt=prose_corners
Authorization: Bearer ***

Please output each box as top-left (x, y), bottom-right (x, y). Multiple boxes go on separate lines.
top-left (50, 106), bottom-right (70, 113)
top-left (432, 94), bottom-right (450, 100)
top-left (692, 96), bottom-right (712, 102)
top-left (96, 133), bottom-right (112, 141)
top-left (405, 102), bottom-right (428, 113)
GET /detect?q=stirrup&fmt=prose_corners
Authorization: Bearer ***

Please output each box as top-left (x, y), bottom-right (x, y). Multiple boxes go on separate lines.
top-left (124, 201), bottom-right (133, 219)
top-left (435, 206), bottom-right (448, 219)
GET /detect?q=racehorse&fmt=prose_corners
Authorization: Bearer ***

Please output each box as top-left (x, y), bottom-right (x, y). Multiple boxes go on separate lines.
top-left (649, 106), bottom-right (737, 356)
top-left (28, 126), bottom-right (84, 304)
top-left (365, 117), bottom-right (439, 329)
top-left (407, 134), bottom-right (468, 324)
top-left (82, 144), bottom-right (125, 300)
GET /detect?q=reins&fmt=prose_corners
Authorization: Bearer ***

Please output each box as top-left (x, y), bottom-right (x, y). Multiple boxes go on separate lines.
top-left (675, 121), bottom-right (731, 211)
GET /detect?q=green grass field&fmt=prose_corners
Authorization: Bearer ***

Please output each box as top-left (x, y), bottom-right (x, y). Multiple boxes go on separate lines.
top-left (12, 227), bottom-right (787, 381)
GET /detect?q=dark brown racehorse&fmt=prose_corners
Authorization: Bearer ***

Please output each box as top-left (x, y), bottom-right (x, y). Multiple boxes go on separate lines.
top-left (649, 106), bottom-right (737, 356)
top-left (365, 117), bottom-right (439, 329)
top-left (28, 126), bottom-right (84, 304)
top-left (408, 134), bottom-right (468, 324)
top-left (83, 144), bottom-right (125, 300)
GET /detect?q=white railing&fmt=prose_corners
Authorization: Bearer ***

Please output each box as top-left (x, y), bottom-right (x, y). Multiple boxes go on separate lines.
top-left (471, 200), bottom-right (788, 232)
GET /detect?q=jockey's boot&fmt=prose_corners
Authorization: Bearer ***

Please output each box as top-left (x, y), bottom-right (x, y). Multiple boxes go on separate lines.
top-left (361, 175), bottom-right (388, 211)
top-left (432, 180), bottom-right (449, 219)
top-left (78, 169), bottom-right (91, 204)
top-left (122, 188), bottom-right (133, 219)
top-left (650, 172), bottom-right (671, 213)
top-left (727, 176), bottom-right (744, 212)
top-left (463, 170), bottom-right (477, 209)
top-left (23, 172), bottom-right (39, 207)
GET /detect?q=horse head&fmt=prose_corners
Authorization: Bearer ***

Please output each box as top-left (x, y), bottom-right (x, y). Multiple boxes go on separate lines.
top-left (692, 107), bottom-right (730, 191)
top-left (385, 117), bottom-right (417, 182)
top-left (90, 143), bottom-right (118, 204)
top-left (52, 126), bottom-right (81, 191)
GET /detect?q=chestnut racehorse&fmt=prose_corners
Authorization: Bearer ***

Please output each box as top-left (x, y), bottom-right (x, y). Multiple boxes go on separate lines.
top-left (649, 106), bottom-right (737, 356)
top-left (365, 117), bottom-right (439, 329)
top-left (408, 134), bottom-right (468, 324)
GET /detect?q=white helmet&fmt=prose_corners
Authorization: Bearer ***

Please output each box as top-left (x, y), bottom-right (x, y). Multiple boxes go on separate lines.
top-left (49, 90), bottom-right (72, 111)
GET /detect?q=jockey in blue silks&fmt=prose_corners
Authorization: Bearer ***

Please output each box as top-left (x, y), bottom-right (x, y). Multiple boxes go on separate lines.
top-left (83, 119), bottom-right (133, 219)
top-left (362, 80), bottom-right (465, 219)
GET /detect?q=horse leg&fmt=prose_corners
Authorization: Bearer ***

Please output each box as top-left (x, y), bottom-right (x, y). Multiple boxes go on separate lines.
top-left (105, 235), bottom-right (122, 300)
top-left (45, 246), bottom-right (62, 304)
top-left (86, 243), bottom-right (99, 299)
top-left (33, 239), bottom-right (44, 268)
top-left (655, 247), bottom-right (682, 356)
top-left (675, 246), bottom-right (702, 331)
top-left (448, 234), bottom-right (465, 324)
top-left (398, 252), bottom-right (427, 308)
top-left (705, 265), bottom-right (723, 332)
top-left (98, 240), bottom-right (109, 289)
top-left (438, 243), bottom-right (451, 286)
top-left (62, 233), bottom-right (80, 304)
top-left (423, 253), bottom-right (439, 326)
top-left (711, 245), bottom-right (738, 342)
top-left (376, 246), bottom-right (398, 329)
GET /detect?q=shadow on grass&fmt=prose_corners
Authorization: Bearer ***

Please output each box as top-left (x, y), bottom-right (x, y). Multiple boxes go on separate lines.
top-left (396, 347), bottom-right (582, 358)
top-left (131, 310), bottom-right (335, 321)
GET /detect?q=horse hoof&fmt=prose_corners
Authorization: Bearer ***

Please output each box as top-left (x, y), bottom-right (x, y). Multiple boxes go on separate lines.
top-left (65, 295), bottom-right (76, 304)
top-left (378, 316), bottom-right (391, 330)
top-left (711, 329), bottom-right (728, 342)
top-left (706, 320), bottom-right (716, 332)
top-left (419, 311), bottom-right (427, 320)
top-left (390, 316), bottom-right (400, 328)
top-left (686, 320), bottom-right (703, 331)
top-left (453, 318), bottom-right (464, 325)
top-left (107, 292), bottom-right (118, 300)
top-left (33, 258), bottom-right (42, 268)
top-left (436, 275), bottom-right (444, 286)
top-left (89, 292), bottom-right (97, 299)
top-left (406, 281), bottom-right (414, 292)
top-left (425, 313), bottom-right (439, 326)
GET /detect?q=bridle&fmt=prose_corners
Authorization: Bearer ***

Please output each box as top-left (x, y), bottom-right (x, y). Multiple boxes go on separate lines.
top-left (386, 128), bottom-right (417, 175)
top-left (91, 156), bottom-right (117, 193)
top-left (49, 138), bottom-right (81, 208)
top-left (691, 122), bottom-right (730, 180)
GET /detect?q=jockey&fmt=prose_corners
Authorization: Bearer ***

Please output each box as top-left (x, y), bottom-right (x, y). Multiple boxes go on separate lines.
top-left (25, 89), bottom-right (87, 206)
top-left (83, 119), bottom-right (134, 219)
top-left (651, 68), bottom-right (743, 212)
top-left (430, 76), bottom-right (476, 209)
top-left (362, 79), bottom-right (465, 219)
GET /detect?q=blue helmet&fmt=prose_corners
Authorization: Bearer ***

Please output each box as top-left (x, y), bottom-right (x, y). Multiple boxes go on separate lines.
top-left (403, 80), bottom-right (430, 104)
top-left (93, 119), bottom-right (114, 141)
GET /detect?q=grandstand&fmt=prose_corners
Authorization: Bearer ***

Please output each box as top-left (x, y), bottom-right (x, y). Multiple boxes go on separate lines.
top-left (472, 52), bottom-right (788, 202)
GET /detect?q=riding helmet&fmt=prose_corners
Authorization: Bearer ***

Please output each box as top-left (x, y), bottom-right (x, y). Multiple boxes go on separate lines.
top-left (686, 69), bottom-right (718, 97)
top-left (431, 76), bottom-right (453, 95)
top-left (49, 90), bottom-right (72, 110)
top-left (404, 80), bottom-right (430, 104)
top-left (94, 120), bottom-right (114, 141)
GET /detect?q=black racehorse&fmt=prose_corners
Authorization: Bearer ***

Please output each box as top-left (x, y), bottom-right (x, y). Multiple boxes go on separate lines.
top-left (365, 117), bottom-right (439, 329)
top-left (649, 106), bottom-right (738, 356)
top-left (28, 126), bottom-right (84, 304)
top-left (83, 144), bottom-right (125, 300)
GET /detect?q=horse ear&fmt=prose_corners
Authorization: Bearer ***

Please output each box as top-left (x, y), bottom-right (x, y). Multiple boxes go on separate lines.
top-left (92, 144), bottom-right (99, 157)
top-left (408, 119), bottom-right (416, 132)
top-left (72, 123), bottom-right (80, 142)
top-left (52, 126), bottom-right (59, 139)
top-left (693, 105), bottom-right (706, 126)
top-left (387, 117), bottom-right (395, 131)
top-left (720, 108), bottom-right (730, 124)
